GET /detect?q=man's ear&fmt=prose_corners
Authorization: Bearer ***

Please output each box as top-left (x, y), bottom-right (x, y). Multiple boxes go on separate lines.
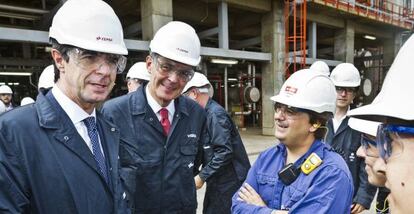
top-left (309, 122), bottom-right (321, 132)
top-left (50, 49), bottom-right (65, 72)
top-left (146, 55), bottom-right (153, 74)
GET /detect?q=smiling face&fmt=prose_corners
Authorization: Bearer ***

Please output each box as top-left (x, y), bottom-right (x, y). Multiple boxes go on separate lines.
top-left (273, 104), bottom-right (314, 147)
top-left (51, 48), bottom-right (118, 113)
top-left (146, 54), bottom-right (193, 107)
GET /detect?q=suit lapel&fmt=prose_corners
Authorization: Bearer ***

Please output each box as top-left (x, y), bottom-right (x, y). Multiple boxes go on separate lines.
top-left (334, 117), bottom-right (349, 137)
top-left (44, 91), bottom-right (112, 190)
top-left (53, 128), bottom-right (102, 177)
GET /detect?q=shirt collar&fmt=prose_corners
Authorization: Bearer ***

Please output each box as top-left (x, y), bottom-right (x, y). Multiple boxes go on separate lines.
top-left (145, 85), bottom-right (175, 116)
top-left (52, 86), bottom-right (96, 124)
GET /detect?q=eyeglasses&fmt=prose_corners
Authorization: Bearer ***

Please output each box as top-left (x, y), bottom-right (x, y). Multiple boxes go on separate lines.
top-left (335, 87), bottom-right (355, 94)
top-left (153, 55), bottom-right (195, 82)
top-left (69, 48), bottom-right (127, 74)
top-left (377, 124), bottom-right (414, 161)
top-left (274, 103), bottom-right (307, 118)
top-left (360, 134), bottom-right (379, 158)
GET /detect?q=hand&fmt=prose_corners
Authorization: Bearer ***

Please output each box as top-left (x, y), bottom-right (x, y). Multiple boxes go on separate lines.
top-left (194, 175), bottom-right (205, 190)
top-left (350, 203), bottom-right (366, 214)
top-left (237, 183), bottom-right (267, 207)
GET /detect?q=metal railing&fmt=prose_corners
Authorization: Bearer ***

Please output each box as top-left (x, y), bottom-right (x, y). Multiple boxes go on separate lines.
top-left (311, 0), bottom-right (414, 29)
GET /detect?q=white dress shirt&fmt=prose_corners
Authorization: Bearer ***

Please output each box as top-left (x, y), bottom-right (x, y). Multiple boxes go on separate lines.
top-left (52, 86), bottom-right (104, 155)
top-left (145, 86), bottom-right (175, 123)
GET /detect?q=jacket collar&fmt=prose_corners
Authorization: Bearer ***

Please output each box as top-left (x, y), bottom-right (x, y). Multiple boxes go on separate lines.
top-left (36, 88), bottom-right (61, 129)
top-left (130, 84), bottom-right (190, 117)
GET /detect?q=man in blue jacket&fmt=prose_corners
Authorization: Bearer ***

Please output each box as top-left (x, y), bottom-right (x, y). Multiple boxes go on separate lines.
top-left (102, 21), bottom-right (207, 214)
top-left (327, 63), bottom-right (376, 213)
top-left (183, 72), bottom-right (251, 214)
top-left (0, 0), bottom-right (129, 213)
top-left (232, 69), bottom-right (354, 213)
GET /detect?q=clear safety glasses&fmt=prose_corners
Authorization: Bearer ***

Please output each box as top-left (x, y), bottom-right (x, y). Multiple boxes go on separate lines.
top-left (69, 48), bottom-right (127, 74)
top-left (360, 134), bottom-right (379, 158)
top-left (335, 86), bottom-right (355, 94)
top-left (377, 124), bottom-right (414, 161)
top-left (273, 103), bottom-right (308, 119)
top-left (153, 55), bottom-right (195, 82)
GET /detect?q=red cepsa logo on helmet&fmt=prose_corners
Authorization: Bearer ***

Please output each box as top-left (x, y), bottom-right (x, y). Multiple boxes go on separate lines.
top-left (96, 36), bottom-right (113, 42)
top-left (285, 86), bottom-right (298, 95)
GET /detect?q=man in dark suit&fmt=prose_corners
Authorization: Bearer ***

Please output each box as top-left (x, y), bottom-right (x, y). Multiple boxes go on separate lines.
top-left (0, 0), bottom-right (129, 213)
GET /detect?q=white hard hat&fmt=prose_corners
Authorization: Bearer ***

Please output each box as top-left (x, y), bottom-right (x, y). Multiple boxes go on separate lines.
top-left (38, 65), bottom-right (55, 89)
top-left (183, 72), bottom-right (211, 93)
top-left (310, 61), bottom-right (330, 76)
top-left (20, 97), bottom-right (35, 106)
top-left (149, 21), bottom-right (201, 66)
top-left (0, 85), bottom-right (12, 94)
top-left (270, 69), bottom-right (336, 114)
top-left (330, 63), bottom-right (361, 87)
top-left (127, 62), bottom-right (151, 81)
top-left (348, 118), bottom-right (381, 137)
top-left (348, 34), bottom-right (414, 121)
top-left (49, 0), bottom-right (128, 55)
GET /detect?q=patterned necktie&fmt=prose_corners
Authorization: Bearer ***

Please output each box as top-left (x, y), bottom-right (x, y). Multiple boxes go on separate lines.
top-left (83, 117), bottom-right (109, 183)
top-left (159, 108), bottom-right (170, 136)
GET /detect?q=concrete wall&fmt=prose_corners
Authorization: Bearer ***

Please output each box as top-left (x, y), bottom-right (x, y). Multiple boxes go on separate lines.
top-left (261, 0), bottom-right (285, 136)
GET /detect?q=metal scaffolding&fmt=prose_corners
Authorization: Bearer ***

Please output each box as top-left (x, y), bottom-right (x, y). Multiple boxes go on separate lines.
top-left (284, 0), bottom-right (307, 76)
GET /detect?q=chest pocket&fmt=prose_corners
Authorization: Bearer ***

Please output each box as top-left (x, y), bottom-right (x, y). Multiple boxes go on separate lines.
top-left (180, 140), bottom-right (198, 167)
top-left (283, 183), bottom-right (306, 209)
top-left (257, 174), bottom-right (278, 204)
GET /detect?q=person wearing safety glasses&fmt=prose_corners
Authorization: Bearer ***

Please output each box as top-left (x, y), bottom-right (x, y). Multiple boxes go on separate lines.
top-left (0, 0), bottom-right (129, 213)
top-left (102, 21), bottom-right (208, 213)
top-left (348, 34), bottom-right (414, 213)
top-left (326, 63), bottom-right (376, 214)
top-left (349, 118), bottom-right (390, 214)
top-left (232, 69), bottom-right (353, 213)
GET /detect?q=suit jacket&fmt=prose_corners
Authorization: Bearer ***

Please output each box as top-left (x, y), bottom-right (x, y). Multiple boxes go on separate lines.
top-left (102, 85), bottom-right (207, 214)
top-left (326, 117), bottom-right (376, 208)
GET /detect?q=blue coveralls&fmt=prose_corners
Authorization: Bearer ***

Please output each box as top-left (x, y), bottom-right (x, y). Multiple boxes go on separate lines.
top-left (232, 140), bottom-right (354, 214)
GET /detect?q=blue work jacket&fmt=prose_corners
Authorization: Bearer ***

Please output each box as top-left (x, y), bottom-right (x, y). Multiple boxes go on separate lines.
top-left (232, 140), bottom-right (354, 214)
top-left (326, 117), bottom-right (376, 208)
top-left (201, 99), bottom-right (250, 214)
top-left (101, 85), bottom-right (207, 214)
top-left (200, 99), bottom-right (250, 182)
top-left (0, 90), bottom-right (129, 213)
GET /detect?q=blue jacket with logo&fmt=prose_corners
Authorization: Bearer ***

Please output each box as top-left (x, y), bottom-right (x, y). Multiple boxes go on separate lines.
top-left (326, 117), bottom-right (377, 209)
top-left (101, 85), bottom-right (207, 214)
top-left (232, 140), bottom-right (353, 214)
top-left (0, 90), bottom-right (129, 214)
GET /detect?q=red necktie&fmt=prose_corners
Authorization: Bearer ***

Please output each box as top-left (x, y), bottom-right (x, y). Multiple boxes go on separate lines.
top-left (159, 108), bottom-right (170, 136)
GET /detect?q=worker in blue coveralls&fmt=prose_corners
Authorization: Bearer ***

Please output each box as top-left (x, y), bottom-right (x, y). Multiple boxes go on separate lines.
top-left (232, 69), bottom-right (354, 213)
